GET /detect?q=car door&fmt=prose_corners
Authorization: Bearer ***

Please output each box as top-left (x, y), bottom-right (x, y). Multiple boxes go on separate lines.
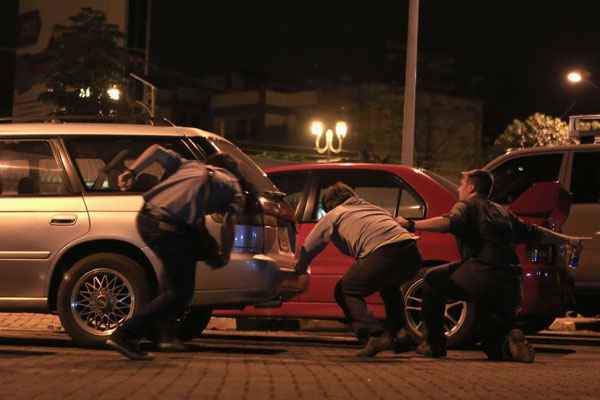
top-left (290, 168), bottom-right (426, 308)
top-left (564, 149), bottom-right (600, 290)
top-left (0, 139), bottom-right (89, 301)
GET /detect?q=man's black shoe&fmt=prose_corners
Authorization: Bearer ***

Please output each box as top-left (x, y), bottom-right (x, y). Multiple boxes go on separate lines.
top-left (106, 331), bottom-right (153, 361)
top-left (416, 341), bottom-right (447, 358)
top-left (504, 329), bottom-right (535, 363)
top-left (357, 334), bottom-right (393, 357)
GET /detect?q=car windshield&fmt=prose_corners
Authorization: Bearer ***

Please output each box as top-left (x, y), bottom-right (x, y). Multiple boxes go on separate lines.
top-left (420, 169), bottom-right (458, 197)
top-left (191, 137), bottom-right (277, 193)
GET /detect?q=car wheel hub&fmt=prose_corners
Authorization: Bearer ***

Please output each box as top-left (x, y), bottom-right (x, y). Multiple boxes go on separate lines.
top-left (70, 268), bottom-right (135, 336)
top-left (404, 278), bottom-right (468, 338)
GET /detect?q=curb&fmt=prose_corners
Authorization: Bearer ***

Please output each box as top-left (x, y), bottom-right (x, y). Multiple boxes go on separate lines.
top-left (548, 317), bottom-right (600, 332)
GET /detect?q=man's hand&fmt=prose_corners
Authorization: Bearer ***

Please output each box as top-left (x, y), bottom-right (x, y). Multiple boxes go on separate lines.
top-left (294, 261), bottom-right (309, 275)
top-left (396, 216), bottom-right (409, 228)
top-left (118, 170), bottom-right (135, 191)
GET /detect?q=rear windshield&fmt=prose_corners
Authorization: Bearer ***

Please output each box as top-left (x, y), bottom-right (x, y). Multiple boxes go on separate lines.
top-left (190, 137), bottom-right (277, 193)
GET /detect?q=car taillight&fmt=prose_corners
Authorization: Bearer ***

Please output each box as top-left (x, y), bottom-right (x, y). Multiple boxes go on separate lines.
top-left (527, 244), bottom-right (555, 264)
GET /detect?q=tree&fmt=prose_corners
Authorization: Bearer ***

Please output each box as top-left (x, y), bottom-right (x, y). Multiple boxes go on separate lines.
top-left (494, 113), bottom-right (575, 149)
top-left (38, 7), bottom-right (136, 116)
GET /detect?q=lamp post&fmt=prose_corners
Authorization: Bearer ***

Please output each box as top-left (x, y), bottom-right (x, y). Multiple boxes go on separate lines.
top-left (562, 70), bottom-right (599, 118)
top-left (310, 120), bottom-right (348, 161)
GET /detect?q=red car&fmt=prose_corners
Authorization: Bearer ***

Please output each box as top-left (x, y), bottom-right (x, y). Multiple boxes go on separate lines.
top-left (219, 163), bottom-right (575, 347)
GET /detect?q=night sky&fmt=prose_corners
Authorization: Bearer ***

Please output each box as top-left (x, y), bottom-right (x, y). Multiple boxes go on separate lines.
top-left (2, 2), bottom-right (600, 144)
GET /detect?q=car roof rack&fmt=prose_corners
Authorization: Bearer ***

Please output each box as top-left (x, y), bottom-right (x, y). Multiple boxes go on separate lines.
top-left (568, 114), bottom-right (600, 144)
top-left (0, 114), bottom-right (177, 127)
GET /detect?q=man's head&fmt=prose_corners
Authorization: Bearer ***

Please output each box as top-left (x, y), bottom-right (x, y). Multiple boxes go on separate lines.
top-left (458, 169), bottom-right (494, 201)
top-left (206, 153), bottom-right (242, 180)
top-left (321, 182), bottom-right (357, 212)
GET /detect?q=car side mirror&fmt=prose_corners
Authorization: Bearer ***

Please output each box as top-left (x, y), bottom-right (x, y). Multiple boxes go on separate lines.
top-left (508, 181), bottom-right (571, 225)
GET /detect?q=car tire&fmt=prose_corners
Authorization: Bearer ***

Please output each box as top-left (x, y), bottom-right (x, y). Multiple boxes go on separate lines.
top-left (57, 253), bottom-right (151, 347)
top-left (402, 270), bottom-right (477, 348)
top-left (176, 307), bottom-right (213, 341)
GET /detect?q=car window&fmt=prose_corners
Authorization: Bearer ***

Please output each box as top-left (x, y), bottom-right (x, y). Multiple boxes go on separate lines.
top-left (193, 137), bottom-right (278, 194)
top-left (269, 171), bottom-right (309, 218)
top-left (311, 169), bottom-right (425, 221)
top-left (64, 136), bottom-right (194, 193)
top-left (571, 151), bottom-right (600, 203)
top-left (490, 153), bottom-right (564, 204)
top-left (0, 140), bottom-right (69, 196)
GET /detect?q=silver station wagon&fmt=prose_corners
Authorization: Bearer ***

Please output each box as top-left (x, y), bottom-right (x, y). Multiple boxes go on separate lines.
top-left (0, 123), bottom-right (307, 345)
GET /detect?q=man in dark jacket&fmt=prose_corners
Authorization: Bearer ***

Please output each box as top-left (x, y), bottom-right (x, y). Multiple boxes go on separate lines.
top-left (295, 182), bottom-right (422, 357)
top-left (398, 169), bottom-right (583, 362)
top-left (106, 145), bottom-right (245, 360)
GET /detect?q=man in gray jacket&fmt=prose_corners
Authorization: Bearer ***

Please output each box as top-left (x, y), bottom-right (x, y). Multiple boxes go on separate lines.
top-left (295, 182), bottom-right (421, 357)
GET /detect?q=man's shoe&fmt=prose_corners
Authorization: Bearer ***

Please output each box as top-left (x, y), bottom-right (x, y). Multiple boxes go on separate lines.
top-left (106, 331), bottom-right (153, 361)
top-left (393, 329), bottom-right (415, 353)
top-left (156, 339), bottom-right (188, 352)
top-left (416, 341), bottom-right (447, 358)
top-left (357, 334), bottom-right (393, 357)
top-left (504, 329), bottom-right (535, 363)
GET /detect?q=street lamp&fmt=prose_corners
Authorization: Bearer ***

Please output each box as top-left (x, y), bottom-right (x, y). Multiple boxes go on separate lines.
top-left (106, 85), bottom-right (121, 101)
top-left (566, 70), bottom-right (599, 89)
top-left (567, 71), bottom-right (583, 84)
top-left (310, 120), bottom-right (348, 160)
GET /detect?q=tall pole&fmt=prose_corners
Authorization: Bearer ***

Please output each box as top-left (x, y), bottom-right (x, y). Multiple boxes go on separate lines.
top-left (144, 0), bottom-right (152, 76)
top-left (401, 0), bottom-right (419, 166)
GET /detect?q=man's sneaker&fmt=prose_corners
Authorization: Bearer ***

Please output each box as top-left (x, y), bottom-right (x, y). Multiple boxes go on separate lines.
top-left (106, 330), bottom-right (154, 361)
top-left (357, 334), bottom-right (393, 357)
top-left (416, 341), bottom-right (447, 358)
top-left (505, 329), bottom-right (535, 363)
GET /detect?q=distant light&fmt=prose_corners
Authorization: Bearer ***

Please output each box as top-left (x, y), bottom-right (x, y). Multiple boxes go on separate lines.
top-left (107, 85), bottom-right (121, 101)
top-left (567, 71), bottom-right (583, 84)
top-left (310, 120), bottom-right (324, 136)
top-left (78, 87), bottom-right (91, 98)
top-left (335, 121), bottom-right (348, 138)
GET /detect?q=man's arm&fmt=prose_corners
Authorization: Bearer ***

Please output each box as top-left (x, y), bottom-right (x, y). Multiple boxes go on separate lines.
top-left (118, 145), bottom-right (182, 190)
top-left (294, 214), bottom-right (335, 274)
top-left (396, 215), bottom-right (451, 233)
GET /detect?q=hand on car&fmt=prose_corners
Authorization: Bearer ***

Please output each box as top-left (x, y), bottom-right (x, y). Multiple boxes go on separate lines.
top-left (118, 170), bottom-right (135, 191)
top-left (396, 216), bottom-right (409, 227)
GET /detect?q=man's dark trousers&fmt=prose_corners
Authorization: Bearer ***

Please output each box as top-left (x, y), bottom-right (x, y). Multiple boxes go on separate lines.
top-left (421, 260), bottom-right (522, 352)
top-left (117, 212), bottom-right (197, 339)
top-left (335, 240), bottom-right (421, 340)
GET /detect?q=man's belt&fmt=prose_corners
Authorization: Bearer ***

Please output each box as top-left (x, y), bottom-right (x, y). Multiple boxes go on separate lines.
top-left (141, 204), bottom-right (190, 234)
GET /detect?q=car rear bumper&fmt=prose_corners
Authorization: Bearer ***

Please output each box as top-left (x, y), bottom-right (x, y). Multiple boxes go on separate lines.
top-left (191, 252), bottom-right (308, 307)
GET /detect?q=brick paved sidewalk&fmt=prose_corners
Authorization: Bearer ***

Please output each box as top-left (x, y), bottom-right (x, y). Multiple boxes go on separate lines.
top-left (0, 328), bottom-right (599, 400)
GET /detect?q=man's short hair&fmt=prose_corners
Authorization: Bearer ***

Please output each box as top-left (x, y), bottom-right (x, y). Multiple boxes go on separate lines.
top-left (462, 169), bottom-right (494, 198)
top-left (205, 153), bottom-right (255, 194)
top-left (321, 182), bottom-right (357, 212)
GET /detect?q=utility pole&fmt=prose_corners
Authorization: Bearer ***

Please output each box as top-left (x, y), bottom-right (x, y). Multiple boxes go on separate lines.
top-left (401, 0), bottom-right (420, 166)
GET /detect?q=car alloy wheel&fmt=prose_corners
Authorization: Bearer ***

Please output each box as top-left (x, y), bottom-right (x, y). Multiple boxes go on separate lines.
top-left (70, 268), bottom-right (135, 336)
top-left (403, 278), bottom-right (468, 339)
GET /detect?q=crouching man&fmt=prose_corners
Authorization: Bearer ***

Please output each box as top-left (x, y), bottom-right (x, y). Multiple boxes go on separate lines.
top-left (295, 182), bottom-right (421, 357)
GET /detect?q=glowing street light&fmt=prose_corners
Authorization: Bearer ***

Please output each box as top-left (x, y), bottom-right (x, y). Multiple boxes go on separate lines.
top-left (567, 71), bottom-right (583, 84)
top-left (310, 120), bottom-right (324, 136)
top-left (310, 120), bottom-right (349, 160)
top-left (566, 70), bottom-right (599, 89)
top-left (107, 85), bottom-right (121, 101)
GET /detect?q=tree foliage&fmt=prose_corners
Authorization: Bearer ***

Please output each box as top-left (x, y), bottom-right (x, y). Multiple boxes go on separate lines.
top-left (495, 113), bottom-right (575, 149)
top-left (38, 7), bottom-right (135, 115)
